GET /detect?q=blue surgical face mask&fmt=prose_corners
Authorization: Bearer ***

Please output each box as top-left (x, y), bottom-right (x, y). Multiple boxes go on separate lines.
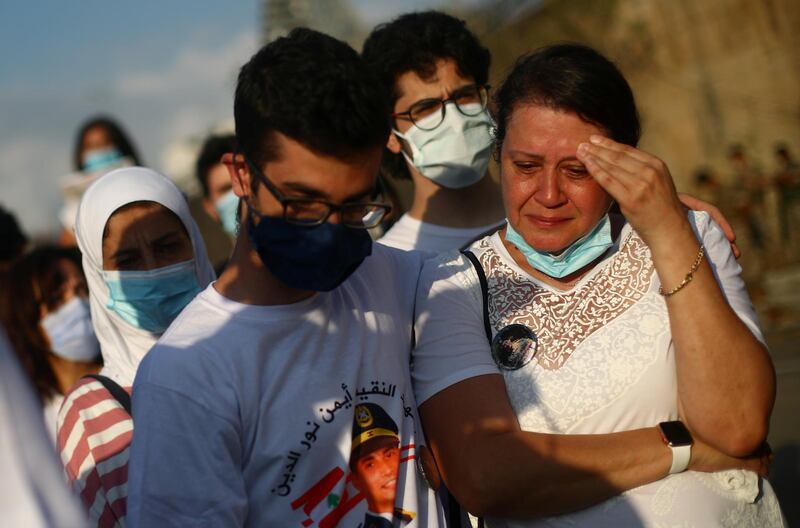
top-left (102, 259), bottom-right (201, 333)
top-left (41, 297), bottom-right (100, 363)
top-left (505, 215), bottom-right (613, 279)
top-left (215, 190), bottom-right (239, 237)
top-left (81, 147), bottom-right (124, 174)
top-left (393, 103), bottom-right (493, 189)
top-left (247, 212), bottom-right (372, 292)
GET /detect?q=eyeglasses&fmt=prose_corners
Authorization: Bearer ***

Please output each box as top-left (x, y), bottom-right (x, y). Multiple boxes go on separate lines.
top-left (246, 159), bottom-right (392, 229)
top-left (392, 84), bottom-right (490, 131)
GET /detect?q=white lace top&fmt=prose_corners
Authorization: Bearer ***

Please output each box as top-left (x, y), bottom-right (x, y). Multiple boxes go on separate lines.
top-left (413, 211), bottom-right (785, 527)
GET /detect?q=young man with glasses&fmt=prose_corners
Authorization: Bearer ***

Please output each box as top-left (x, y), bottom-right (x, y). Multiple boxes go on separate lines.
top-left (126, 29), bottom-right (445, 527)
top-left (363, 11), bottom-right (507, 253)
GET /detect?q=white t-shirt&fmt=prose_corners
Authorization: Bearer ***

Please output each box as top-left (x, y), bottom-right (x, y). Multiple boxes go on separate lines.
top-left (127, 244), bottom-right (444, 528)
top-left (379, 213), bottom-right (504, 253)
top-left (413, 212), bottom-right (785, 527)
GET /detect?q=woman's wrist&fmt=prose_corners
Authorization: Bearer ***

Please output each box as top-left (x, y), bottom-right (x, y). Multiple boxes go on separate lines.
top-left (639, 209), bottom-right (693, 254)
top-left (645, 217), bottom-right (697, 261)
top-left (658, 246), bottom-right (705, 297)
top-left (646, 222), bottom-right (707, 299)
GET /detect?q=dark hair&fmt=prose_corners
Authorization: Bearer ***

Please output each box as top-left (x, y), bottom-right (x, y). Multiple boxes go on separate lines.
top-left (694, 167), bottom-right (712, 185)
top-left (362, 11), bottom-right (490, 103)
top-left (72, 115), bottom-right (143, 172)
top-left (234, 28), bottom-right (391, 167)
top-left (362, 11), bottom-right (491, 180)
top-left (0, 205), bottom-right (27, 263)
top-left (493, 43), bottom-right (640, 158)
top-left (0, 246), bottom-right (83, 402)
top-left (774, 143), bottom-right (790, 159)
top-left (728, 143), bottom-right (745, 159)
top-left (196, 134), bottom-right (238, 198)
top-left (349, 435), bottom-right (398, 472)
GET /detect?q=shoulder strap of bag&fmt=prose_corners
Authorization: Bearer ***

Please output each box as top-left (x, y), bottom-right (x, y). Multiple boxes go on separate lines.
top-left (461, 250), bottom-right (492, 343)
top-left (83, 374), bottom-right (132, 415)
top-left (459, 251), bottom-right (492, 528)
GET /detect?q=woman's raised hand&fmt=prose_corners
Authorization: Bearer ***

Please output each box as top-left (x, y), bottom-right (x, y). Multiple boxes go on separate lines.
top-left (577, 135), bottom-right (691, 252)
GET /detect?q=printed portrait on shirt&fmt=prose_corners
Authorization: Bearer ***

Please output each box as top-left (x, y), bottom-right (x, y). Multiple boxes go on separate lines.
top-left (278, 382), bottom-right (426, 527)
top-left (349, 403), bottom-right (414, 528)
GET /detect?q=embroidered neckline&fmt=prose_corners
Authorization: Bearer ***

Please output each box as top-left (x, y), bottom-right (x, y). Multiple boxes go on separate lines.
top-left (476, 231), bottom-right (655, 370)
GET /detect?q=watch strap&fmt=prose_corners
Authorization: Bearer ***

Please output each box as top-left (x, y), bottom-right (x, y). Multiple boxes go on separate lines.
top-left (668, 443), bottom-right (691, 474)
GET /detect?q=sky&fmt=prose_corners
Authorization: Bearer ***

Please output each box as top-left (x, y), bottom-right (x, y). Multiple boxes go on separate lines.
top-left (0, 0), bottom-right (485, 237)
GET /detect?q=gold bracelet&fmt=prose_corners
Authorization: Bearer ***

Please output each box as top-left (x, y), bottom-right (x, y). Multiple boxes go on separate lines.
top-left (658, 245), bottom-right (705, 297)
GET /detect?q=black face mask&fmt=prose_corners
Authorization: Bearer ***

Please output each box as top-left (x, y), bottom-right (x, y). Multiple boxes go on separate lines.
top-left (247, 212), bottom-right (372, 292)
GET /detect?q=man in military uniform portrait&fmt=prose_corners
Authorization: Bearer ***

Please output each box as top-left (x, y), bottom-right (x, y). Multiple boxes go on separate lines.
top-left (350, 403), bottom-right (415, 528)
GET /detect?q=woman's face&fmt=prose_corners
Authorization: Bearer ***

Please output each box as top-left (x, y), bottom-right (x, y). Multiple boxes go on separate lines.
top-left (80, 125), bottom-right (115, 155)
top-left (501, 104), bottom-right (614, 253)
top-left (102, 202), bottom-right (193, 271)
top-left (40, 258), bottom-right (89, 318)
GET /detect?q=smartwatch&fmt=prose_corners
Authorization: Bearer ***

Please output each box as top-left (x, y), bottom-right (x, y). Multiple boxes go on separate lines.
top-left (658, 420), bottom-right (693, 474)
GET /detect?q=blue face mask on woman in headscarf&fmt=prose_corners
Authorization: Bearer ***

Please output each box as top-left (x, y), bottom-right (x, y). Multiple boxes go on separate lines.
top-left (102, 259), bottom-right (202, 333)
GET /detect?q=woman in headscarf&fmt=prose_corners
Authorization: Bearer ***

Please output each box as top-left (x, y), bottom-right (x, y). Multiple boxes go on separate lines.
top-left (57, 167), bottom-right (215, 528)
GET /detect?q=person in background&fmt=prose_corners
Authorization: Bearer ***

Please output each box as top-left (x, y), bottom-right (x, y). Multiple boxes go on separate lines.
top-left (692, 166), bottom-right (722, 206)
top-left (363, 11), bottom-right (738, 255)
top-left (72, 116), bottom-right (142, 175)
top-left (0, 328), bottom-right (87, 528)
top-left (191, 133), bottom-right (238, 273)
top-left (413, 43), bottom-right (783, 526)
top-left (59, 115), bottom-right (143, 247)
top-left (773, 143), bottom-right (800, 250)
top-left (728, 144), bottom-right (767, 251)
top-left (0, 246), bottom-right (101, 442)
top-left (126, 28), bottom-right (444, 527)
top-left (57, 167), bottom-right (215, 528)
top-left (0, 205), bottom-right (28, 274)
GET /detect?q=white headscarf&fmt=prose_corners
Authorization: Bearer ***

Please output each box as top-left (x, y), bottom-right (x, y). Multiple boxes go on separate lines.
top-left (74, 167), bottom-right (215, 386)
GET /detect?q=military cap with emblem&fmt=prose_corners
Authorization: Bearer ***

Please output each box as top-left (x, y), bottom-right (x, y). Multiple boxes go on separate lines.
top-left (349, 402), bottom-right (400, 469)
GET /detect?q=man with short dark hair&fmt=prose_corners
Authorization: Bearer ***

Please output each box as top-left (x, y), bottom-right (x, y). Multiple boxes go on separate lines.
top-left (126, 28), bottom-right (444, 527)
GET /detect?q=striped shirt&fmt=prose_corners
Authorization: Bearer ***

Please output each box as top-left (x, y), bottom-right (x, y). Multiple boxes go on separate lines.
top-left (57, 378), bottom-right (133, 528)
